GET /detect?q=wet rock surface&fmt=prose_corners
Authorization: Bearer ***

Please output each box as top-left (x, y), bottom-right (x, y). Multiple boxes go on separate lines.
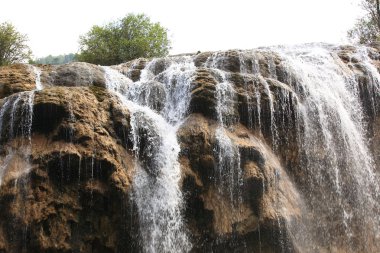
top-left (178, 114), bottom-right (300, 252)
top-left (0, 87), bottom-right (136, 253)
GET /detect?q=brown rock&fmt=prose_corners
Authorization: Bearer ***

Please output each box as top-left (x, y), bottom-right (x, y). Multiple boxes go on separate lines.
top-left (179, 113), bottom-right (301, 252)
top-left (114, 58), bottom-right (147, 82)
top-left (0, 86), bottom-right (136, 253)
top-left (0, 64), bottom-right (36, 98)
top-left (189, 68), bottom-right (218, 118)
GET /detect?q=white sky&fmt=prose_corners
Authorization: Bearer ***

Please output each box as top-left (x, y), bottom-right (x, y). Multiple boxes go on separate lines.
top-left (0, 0), bottom-right (364, 58)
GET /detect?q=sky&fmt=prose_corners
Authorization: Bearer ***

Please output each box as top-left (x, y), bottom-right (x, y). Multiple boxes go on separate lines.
top-left (0, 0), bottom-right (364, 58)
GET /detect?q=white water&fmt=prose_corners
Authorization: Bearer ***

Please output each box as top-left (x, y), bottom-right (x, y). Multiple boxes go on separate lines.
top-left (0, 98), bottom-right (13, 185)
top-left (103, 60), bottom-right (194, 252)
top-left (354, 47), bottom-right (380, 117)
top-left (205, 53), bottom-right (243, 205)
top-left (32, 66), bottom-right (43, 90)
top-left (0, 66), bottom-right (42, 186)
top-left (0, 45), bottom-right (378, 252)
top-left (126, 57), bottom-right (196, 126)
top-left (201, 45), bottom-right (379, 251)
top-left (269, 44), bottom-right (380, 251)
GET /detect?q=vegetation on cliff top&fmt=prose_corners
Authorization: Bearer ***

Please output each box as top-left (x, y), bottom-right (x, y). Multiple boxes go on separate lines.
top-left (348, 0), bottom-right (380, 44)
top-left (76, 13), bottom-right (171, 65)
top-left (0, 22), bottom-right (32, 66)
top-left (33, 53), bottom-right (77, 65)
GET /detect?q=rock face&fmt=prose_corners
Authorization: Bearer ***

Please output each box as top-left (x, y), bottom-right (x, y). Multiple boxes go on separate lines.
top-left (0, 87), bottom-right (136, 252)
top-left (0, 43), bottom-right (379, 253)
top-left (0, 64), bottom-right (37, 98)
top-left (39, 62), bottom-right (107, 88)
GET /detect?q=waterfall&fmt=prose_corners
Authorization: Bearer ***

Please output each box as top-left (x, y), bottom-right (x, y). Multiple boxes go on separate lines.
top-left (103, 58), bottom-right (194, 252)
top-left (0, 66), bottom-right (42, 186)
top-left (202, 44), bottom-right (380, 251)
top-left (126, 56), bottom-right (195, 125)
top-left (204, 53), bottom-right (244, 206)
top-left (0, 44), bottom-right (379, 252)
top-left (32, 65), bottom-right (43, 90)
top-left (267, 44), bottom-right (380, 252)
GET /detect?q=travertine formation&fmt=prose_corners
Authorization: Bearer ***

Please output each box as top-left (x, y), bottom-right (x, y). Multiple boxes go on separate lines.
top-left (0, 44), bottom-right (379, 253)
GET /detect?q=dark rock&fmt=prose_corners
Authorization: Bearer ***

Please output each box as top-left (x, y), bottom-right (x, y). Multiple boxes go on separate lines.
top-left (189, 68), bottom-right (217, 118)
top-left (41, 62), bottom-right (106, 88)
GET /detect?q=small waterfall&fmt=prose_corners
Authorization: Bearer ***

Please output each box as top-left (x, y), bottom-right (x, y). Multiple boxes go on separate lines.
top-left (205, 54), bottom-right (243, 206)
top-left (354, 47), bottom-right (380, 118)
top-left (0, 91), bottom-right (34, 185)
top-left (32, 66), bottom-right (43, 90)
top-left (130, 106), bottom-right (190, 253)
top-left (260, 76), bottom-right (278, 148)
top-left (0, 66), bottom-right (42, 185)
top-left (126, 56), bottom-right (196, 125)
top-left (0, 98), bottom-right (13, 185)
top-left (103, 60), bottom-right (193, 252)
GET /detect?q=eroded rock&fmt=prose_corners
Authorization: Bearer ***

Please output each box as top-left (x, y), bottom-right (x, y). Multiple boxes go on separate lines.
top-left (0, 64), bottom-right (37, 98)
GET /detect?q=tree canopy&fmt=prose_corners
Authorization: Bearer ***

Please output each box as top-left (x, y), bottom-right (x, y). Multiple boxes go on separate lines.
top-left (0, 22), bottom-right (32, 66)
top-left (77, 14), bottom-right (171, 65)
top-left (348, 0), bottom-right (380, 44)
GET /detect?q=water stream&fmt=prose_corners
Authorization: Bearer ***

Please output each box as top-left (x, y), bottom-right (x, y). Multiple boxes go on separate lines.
top-left (0, 66), bottom-right (42, 185)
top-left (103, 58), bottom-right (195, 252)
top-left (269, 44), bottom-right (380, 252)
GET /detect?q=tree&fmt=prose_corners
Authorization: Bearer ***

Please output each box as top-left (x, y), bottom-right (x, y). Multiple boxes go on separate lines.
top-left (348, 0), bottom-right (380, 44)
top-left (0, 22), bottom-right (32, 66)
top-left (77, 14), bottom-right (171, 65)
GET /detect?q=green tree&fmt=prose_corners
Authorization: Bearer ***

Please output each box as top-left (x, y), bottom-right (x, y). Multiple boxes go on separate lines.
top-left (0, 22), bottom-right (32, 66)
top-left (348, 0), bottom-right (380, 44)
top-left (77, 14), bottom-right (171, 65)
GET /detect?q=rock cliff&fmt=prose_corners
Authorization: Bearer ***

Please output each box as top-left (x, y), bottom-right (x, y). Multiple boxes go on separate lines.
top-left (0, 43), bottom-right (379, 253)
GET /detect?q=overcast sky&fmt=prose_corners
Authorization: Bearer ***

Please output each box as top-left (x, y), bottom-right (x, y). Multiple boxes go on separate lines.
top-left (0, 0), bottom-right (363, 58)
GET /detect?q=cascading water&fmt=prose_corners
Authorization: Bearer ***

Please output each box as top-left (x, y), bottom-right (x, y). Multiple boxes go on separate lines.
top-left (203, 53), bottom-right (245, 207)
top-left (126, 56), bottom-right (196, 125)
top-left (0, 44), bottom-right (378, 253)
top-left (204, 44), bottom-right (380, 252)
top-left (0, 66), bottom-right (42, 185)
top-left (254, 44), bottom-right (380, 252)
top-left (32, 65), bottom-right (43, 91)
top-left (278, 43), bottom-right (380, 252)
top-left (103, 57), bottom-right (195, 253)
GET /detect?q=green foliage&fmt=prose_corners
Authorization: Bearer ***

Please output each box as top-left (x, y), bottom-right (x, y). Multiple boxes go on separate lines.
top-left (0, 22), bottom-right (32, 66)
top-left (33, 53), bottom-right (77, 65)
top-left (77, 14), bottom-right (171, 65)
top-left (348, 0), bottom-right (380, 44)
